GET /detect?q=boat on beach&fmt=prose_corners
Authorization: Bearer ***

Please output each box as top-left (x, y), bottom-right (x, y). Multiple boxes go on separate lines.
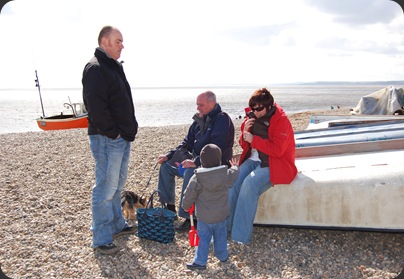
top-left (295, 119), bottom-right (404, 157)
top-left (254, 112), bottom-right (404, 232)
top-left (36, 102), bottom-right (88, 131)
top-left (255, 147), bottom-right (404, 232)
top-left (34, 70), bottom-right (88, 131)
top-left (306, 113), bottom-right (404, 130)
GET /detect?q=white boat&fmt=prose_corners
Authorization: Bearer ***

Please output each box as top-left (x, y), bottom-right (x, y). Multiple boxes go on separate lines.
top-left (307, 114), bottom-right (404, 129)
top-left (254, 121), bottom-right (404, 232)
top-left (295, 120), bottom-right (404, 157)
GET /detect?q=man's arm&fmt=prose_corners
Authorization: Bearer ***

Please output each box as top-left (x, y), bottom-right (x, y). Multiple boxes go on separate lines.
top-left (83, 64), bottom-right (118, 138)
top-left (209, 113), bottom-right (235, 164)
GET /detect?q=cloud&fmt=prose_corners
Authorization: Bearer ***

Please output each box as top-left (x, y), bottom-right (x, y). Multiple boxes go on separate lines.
top-left (304, 0), bottom-right (401, 25)
top-left (219, 23), bottom-right (297, 46)
top-left (1, 0), bottom-right (403, 88)
top-left (317, 35), bottom-right (403, 55)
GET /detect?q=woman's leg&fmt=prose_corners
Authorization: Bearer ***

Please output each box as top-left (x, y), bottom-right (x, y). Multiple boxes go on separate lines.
top-left (231, 166), bottom-right (272, 244)
top-left (226, 159), bottom-right (260, 233)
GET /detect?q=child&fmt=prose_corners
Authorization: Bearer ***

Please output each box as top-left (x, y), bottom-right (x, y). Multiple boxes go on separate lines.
top-left (182, 143), bottom-right (239, 270)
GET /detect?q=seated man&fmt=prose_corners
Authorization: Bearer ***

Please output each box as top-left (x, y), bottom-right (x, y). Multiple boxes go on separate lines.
top-left (156, 91), bottom-right (235, 231)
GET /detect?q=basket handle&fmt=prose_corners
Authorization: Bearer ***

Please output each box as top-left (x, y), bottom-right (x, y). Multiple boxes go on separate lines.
top-left (142, 190), bottom-right (168, 221)
top-left (145, 189), bottom-right (168, 210)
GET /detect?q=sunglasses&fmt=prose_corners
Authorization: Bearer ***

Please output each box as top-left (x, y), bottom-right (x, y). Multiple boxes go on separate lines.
top-left (251, 106), bottom-right (265, 112)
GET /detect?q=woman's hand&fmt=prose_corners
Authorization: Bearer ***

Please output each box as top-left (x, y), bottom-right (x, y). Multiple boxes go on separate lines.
top-left (243, 131), bottom-right (253, 143)
top-left (230, 157), bottom-right (239, 166)
top-left (244, 118), bottom-right (255, 132)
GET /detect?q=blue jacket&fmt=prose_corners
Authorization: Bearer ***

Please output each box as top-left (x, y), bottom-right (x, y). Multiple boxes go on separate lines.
top-left (82, 48), bottom-right (138, 141)
top-left (167, 104), bottom-right (235, 167)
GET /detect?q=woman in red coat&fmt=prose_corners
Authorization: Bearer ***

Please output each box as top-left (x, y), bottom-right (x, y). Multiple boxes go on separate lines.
top-left (227, 88), bottom-right (297, 244)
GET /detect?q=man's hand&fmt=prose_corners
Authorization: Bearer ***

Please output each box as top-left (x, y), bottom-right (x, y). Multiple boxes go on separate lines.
top-left (181, 159), bottom-right (196, 168)
top-left (157, 155), bottom-right (168, 164)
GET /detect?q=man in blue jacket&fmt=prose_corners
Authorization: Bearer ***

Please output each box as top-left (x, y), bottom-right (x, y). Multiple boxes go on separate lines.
top-left (82, 26), bottom-right (138, 255)
top-left (156, 91), bottom-right (235, 231)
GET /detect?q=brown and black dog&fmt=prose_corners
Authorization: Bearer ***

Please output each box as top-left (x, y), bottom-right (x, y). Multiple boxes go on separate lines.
top-left (121, 190), bottom-right (146, 221)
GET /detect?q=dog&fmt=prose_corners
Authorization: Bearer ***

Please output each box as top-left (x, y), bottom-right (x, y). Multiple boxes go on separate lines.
top-left (121, 190), bottom-right (147, 221)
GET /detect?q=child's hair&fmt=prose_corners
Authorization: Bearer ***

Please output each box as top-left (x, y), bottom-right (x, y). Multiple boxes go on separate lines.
top-left (200, 144), bottom-right (222, 167)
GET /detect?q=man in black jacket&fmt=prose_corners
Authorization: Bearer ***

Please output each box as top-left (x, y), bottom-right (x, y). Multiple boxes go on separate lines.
top-left (82, 26), bottom-right (138, 255)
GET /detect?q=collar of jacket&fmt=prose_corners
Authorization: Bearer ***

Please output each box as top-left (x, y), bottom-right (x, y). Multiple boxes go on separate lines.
top-left (192, 104), bottom-right (222, 134)
top-left (94, 48), bottom-right (122, 68)
top-left (260, 105), bottom-right (276, 124)
top-left (251, 105), bottom-right (276, 136)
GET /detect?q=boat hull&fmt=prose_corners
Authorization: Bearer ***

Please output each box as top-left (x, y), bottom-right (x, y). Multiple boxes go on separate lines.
top-left (307, 114), bottom-right (404, 129)
top-left (36, 115), bottom-right (88, 131)
top-left (254, 149), bottom-right (404, 232)
top-left (295, 121), bottom-right (404, 148)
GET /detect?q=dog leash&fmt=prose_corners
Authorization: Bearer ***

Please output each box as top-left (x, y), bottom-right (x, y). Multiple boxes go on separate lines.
top-left (140, 162), bottom-right (158, 199)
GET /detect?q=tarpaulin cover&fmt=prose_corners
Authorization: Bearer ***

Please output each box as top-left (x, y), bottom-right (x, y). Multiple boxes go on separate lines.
top-left (351, 86), bottom-right (404, 115)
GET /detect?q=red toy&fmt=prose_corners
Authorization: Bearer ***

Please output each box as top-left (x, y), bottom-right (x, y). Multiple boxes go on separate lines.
top-left (188, 203), bottom-right (199, 246)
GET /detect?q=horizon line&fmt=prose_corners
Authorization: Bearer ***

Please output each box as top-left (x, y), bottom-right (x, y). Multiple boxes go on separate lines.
top-left (1, 80), bottom-right (404, 91)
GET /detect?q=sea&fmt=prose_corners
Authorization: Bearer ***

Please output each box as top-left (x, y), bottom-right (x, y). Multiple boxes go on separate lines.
top-left (1, 83), bottom-right (403, 134)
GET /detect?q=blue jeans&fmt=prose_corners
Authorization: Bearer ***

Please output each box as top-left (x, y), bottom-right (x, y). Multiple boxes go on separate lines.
top-left (227, 159), bottom-right (272, 244)
top-left (89, 135), bottom-right (131, 248)
top-left (193, 220), bottom-right (228, 265)
top-left (157, 162), bottom-right (196, 218)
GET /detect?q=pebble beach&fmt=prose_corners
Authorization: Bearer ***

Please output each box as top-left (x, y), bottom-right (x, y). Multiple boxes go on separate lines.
top-left (0, 108), bottom-right (403, 279)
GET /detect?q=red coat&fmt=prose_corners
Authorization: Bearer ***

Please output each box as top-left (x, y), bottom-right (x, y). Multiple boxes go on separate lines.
top-left (239, 103), bottom-right (297, 185)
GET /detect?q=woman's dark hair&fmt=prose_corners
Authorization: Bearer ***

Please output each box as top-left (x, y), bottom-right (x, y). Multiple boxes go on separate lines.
top-left (248, 87), bottom-right (274, 109)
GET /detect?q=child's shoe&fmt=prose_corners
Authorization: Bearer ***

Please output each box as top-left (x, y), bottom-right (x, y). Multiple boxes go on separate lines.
top-left (186, 262), bottom-right (206, 270)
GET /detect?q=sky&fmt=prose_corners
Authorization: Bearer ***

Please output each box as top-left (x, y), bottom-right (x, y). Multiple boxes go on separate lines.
top-left (0, 0), bottom-right (403, 89)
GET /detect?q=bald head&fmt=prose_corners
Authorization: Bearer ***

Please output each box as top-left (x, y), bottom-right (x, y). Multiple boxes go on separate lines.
top-left (196, 91), bottom-right (217, 116)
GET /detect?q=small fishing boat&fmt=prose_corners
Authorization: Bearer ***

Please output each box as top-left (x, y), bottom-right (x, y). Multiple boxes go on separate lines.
top-left (34, 70), bottom-right (88, 131)
top-left (36, 102), bottom-right (88, 131)
top-left (253, 119), bottom-right (404, 232)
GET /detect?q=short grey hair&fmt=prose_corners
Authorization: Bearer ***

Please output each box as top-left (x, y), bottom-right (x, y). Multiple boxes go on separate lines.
top-left (98, 26), bottom-right (116, 46)
top-left (204, 91), bottom-right (216, 103)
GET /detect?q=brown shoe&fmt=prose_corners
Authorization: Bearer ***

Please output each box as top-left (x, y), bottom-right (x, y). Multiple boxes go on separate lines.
top-left (113, 226), bottom-right (136, 238)
top-left (166, 204), bottom-right (178, 220)
top-left (175, 219), bottom-right (197, 231)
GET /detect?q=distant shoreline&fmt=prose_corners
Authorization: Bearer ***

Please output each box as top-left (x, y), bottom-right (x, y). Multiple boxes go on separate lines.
top-left (1, 82), bottom-right (403, 91)
top-left (0, 107), bottom-right (351, 135)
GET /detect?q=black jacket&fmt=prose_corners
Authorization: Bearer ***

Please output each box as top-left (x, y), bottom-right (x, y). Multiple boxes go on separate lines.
top-left (166, 104), bottom-right (235, 167)
top-left (82, 48), bottom-right (138, 141)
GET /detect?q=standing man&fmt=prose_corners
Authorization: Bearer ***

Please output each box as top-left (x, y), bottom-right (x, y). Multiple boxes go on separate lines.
top-left (156, 91), bottom-right (235, 231)
top-left (82, 26), bottom-right (138, 255)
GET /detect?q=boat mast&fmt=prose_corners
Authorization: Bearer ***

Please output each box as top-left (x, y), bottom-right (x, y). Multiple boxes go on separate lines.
top-left (35, 70), bottom-right (45, 118)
